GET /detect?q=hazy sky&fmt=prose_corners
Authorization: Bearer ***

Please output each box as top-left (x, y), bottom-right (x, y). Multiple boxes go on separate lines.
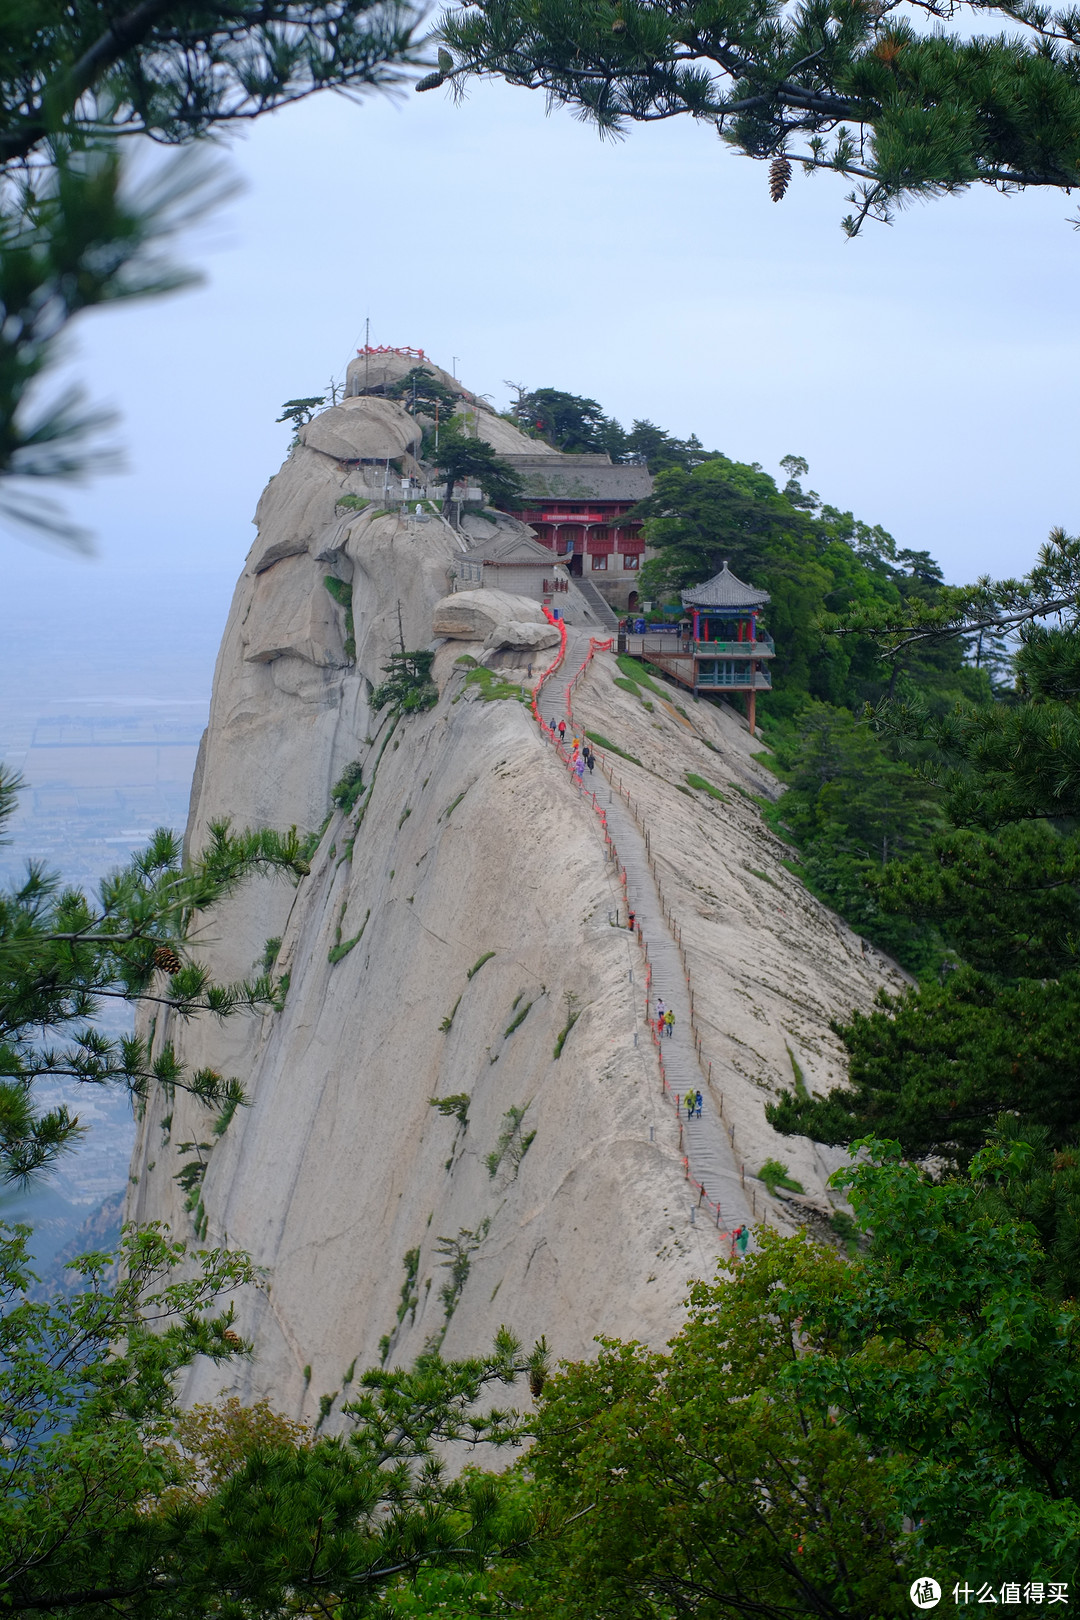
top-left (6, 69), bottom-right (1080, 703)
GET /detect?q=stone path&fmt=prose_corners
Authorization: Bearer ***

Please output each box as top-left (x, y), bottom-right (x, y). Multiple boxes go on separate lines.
top-left (538, 626), bottom-right (754, 1247)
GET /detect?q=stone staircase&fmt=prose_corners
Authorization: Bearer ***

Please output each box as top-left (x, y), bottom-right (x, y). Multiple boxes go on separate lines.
top-left (573, 579), bottom-right (620, 632)
top-left (540, 626), bottom-right (754, 1246)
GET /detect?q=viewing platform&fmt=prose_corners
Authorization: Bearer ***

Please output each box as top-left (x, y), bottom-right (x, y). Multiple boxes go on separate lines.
top-left (640, 650), bottom-right (773, 691)
top-left (623, 562), bottom-right (775, 730)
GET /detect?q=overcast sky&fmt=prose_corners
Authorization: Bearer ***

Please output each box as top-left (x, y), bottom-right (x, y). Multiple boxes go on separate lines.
top-left (7, 71), bottom-right (1079, 705)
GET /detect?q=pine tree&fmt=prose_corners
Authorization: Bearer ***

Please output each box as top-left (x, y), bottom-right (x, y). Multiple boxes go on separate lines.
top-left (0, 2), bottom-right (424, 540)
top-left (432, 0), bottom-right (1080, 234)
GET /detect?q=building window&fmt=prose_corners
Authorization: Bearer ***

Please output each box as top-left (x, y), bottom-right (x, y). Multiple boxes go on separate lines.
top-left (621, 552), bottom-right (640, 571)
top-left (591, 553), bottom-right (608, 571)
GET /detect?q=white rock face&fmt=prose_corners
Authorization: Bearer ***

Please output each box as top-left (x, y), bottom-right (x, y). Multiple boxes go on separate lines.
top-left (463, 405), bottom-right (559, 457)
top-left (300, 396), bottom-right (421, 462)
top-left (484, 620), bottom-right (561, 653)
top-left (242, 554), bottom-right (350, 667)
top-left (126, 441), bottom-right (899, 1424)
top-left (345, 351), bottom-right (460, 397)
top-left (431, 589), bottom-right (545, 641)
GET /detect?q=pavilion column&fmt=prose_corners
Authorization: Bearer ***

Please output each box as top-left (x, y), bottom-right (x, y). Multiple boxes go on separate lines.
top-left (748, 687), bottom-right (757, 736)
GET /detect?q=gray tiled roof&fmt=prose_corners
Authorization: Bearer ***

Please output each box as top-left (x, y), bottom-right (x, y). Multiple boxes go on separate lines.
top-left (465, 527), bottom-right (556, 567)
top-left (681, 562), bottom-right (770, 608)
top-left (504, 454), bottom-right (653, 503)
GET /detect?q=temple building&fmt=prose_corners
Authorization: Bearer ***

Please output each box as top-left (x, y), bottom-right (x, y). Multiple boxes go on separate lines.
top-left (639, 562), bottom-right (775, 732)
top-left (505, 454), bottom-right (653, 611)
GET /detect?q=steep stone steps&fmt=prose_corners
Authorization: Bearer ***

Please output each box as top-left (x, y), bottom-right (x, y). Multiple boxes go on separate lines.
top-left (574, 579), bottom-right (620, 632)
top-left (539, 627), bottom-right (754, 1245)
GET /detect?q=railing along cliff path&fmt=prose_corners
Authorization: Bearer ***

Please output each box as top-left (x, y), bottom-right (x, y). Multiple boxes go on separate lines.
top-left (527, 612), bottom-right (764, 1251)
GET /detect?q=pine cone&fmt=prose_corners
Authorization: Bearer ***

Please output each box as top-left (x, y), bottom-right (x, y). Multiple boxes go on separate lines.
top-left (153, 945), bottom-right (182, 975)
top-left (612, 16), bottom-right (627, 30)
top-left (529, 1367), bottom-right (546, 1399)
top-left (769, 157), bottom-right (792, 203)
top-left (415, 69), bottom-right (445, 93)
top-left (222, 1329), bottom-right (243, 1350)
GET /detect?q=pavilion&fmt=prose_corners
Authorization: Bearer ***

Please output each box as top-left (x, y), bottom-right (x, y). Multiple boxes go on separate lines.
top-left (639, 562), bottom-right (775, 732)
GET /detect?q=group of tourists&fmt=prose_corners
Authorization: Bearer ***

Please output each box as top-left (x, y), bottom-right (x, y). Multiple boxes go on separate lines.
top-left (683, 1089), bottom-right (703, 1119)
top-left (548, 717), bottom-right (597, 782)
top-left (654, 998), bottom-right (676, 1039)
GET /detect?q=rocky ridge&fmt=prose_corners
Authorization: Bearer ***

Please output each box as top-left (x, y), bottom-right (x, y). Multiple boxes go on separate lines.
top-left (125, 389), bottom-right (901, 1422)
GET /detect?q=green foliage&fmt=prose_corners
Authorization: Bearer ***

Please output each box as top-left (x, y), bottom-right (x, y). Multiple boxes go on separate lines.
top-left (331, 760), bottom-right (365, 813)
top-left (0, 1222), bottom-right (257, 1611)
top-left (485, 1104), bottom-right (535, 1181)
top-left (553, 993), bottom-right (580, 1060)
top-left (211, 1094), bottom-right (240, 1138)
top-left (503, 1000), bottom-right (532, 1038)
top-left (467, 951), bottom-right (495, 980)
top-left (396, 1247), bottom-right (421, 1327)
top-left (0, 4), bottom-right (425, 539)
top-left (442, 791), bottom-right (466, 819)
top-left (277, 396), bottom-right (324, 432)
top-left (520, 1143), bottom-right (1080, 1612)
top-left (11, 1144), bottom-right (1080, 1613)
top-left (323, 574), bottom-right (356, 660)
top-left (761, 702), bottom-right (943, 973)
top-left (757, 1157), bottom-right (805, 1196)
top-left (685, 771), bottom-right (727, 801)
top-left (335, 493), bottom-right (370, 512)
top-left (371, 649), bottom-right (438, 716)
top-left (613, 675), bottom-right (641, 697)
top-left (615, 653), bottom-right (667, 698)
top-left (438, 0), bottom-right (1080, 234)
top-left (0, 146), bottom-right (233, 544)
top-left (260, 936), bottom-right (282, 971)
top-left (635, 455), bottom-right (981, 722)
top-left (461, 664), bottom-right (526, 702)
top-left (584, 731), bottom-right (641, 767)
top-left (503, 387), bottom-right (716, 470)
top-left (771, 536), bottom-right (1080, 1181)
top-left (0, 768), bottom-right (308, 1183)
top-left (772, 968), bottom-right (1080, 1167)
top-left (438, 995), bottom-right (462, 1033)
top-left (328, 907), bottom-right (368, 964)
top-left (503, 387), bottom-right (612, 453)
top-left (433, 1220), bottom-right (491, 1331)
top-left (429, 422), bottom-right (525, 513)
top-left (429, 1093), bottom-right (470, 1129)
top-left (385, 365), bottom-right (460, 417)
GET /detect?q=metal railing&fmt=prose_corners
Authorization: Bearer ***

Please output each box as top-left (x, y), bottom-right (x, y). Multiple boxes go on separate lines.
top-left (528, 626), bottom-right (770, 1251)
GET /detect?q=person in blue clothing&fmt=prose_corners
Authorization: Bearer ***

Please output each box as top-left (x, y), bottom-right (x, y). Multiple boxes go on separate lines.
top-left (695, 1089), bottom-right (703, 1118)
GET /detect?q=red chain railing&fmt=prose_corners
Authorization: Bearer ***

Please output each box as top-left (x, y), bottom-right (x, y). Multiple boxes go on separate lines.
top-left (529, 612), bottom-right (749, 1251)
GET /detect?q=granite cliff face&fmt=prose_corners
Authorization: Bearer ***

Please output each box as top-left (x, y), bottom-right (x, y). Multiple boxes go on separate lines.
top-left (126, 386), bottom-right (902, 1420)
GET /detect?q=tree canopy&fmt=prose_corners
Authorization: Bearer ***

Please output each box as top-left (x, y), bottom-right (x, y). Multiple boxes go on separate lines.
top-left (0, 0), bottom-right (425, 541)
top-left (429, 421), bottom-right (525, 512)
top-left (0, 762), bottom-right (311, 1185)
top-left (432, 0), bottom-right (1080, 234)
top-left (0, 1214), bottom-right (546, 1618)
top-left (768, 533), bottom-right (1080, 1197)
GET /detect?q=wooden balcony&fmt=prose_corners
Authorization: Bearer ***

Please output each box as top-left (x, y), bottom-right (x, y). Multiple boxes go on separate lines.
top-left (641, 651), bottom-right (773, 692)
top-left (624, 632), bottom-right (774, 659)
